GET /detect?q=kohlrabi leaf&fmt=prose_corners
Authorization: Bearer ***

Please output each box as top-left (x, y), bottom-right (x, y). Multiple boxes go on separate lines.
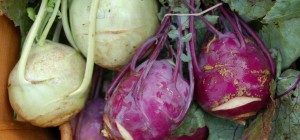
top-left (172, 4), bottom-right (190, 14)
top-left (263, 0), bottom-right (300, 23)
top-left (269, 48), bottom-right (283, 78)
top-left (180, 53), bottom-right (192, 62)
top-left (259, 18), bottom-right (300, 69)
top-left (47, 0), bottom-right (56, 9)
top-left (0, 0), bottom-right (28, 26)
top-left (181, 33), bottom-right (192, 42)
top-left (276, 69), bottom-right (300, 96)
top-left (221, 0), bottom-right (274, 20)
top-left (241, 99), bottom-right (276, 140)
top-left (269, 69), bottom-right (300, 140)
top-left (195, 15), bottom-right (219, 30)
top-left (158, 6), bottom-right (168, 21)
top-left (27, 7), bottom-right (36, 21)
top-left (167, 17), bottom-right (190, 39)
top-left (180, 16), bottom-right (190, 30)
top-left (0, 0), bottom-right (32, 43)
top-left (195, 15), bottom-right (219, 44)
top-left (168, 29), bottom-right (179, 40)
top-left (173, 103), bottom-right (206, 137)
top-left (205, 114), bottom-right (245, 140)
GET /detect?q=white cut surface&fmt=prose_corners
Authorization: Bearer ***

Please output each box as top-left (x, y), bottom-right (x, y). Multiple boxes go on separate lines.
top-left (212, 97), bottom-right (261, 111)
top-left (116, 121), bottom-right (133, 140)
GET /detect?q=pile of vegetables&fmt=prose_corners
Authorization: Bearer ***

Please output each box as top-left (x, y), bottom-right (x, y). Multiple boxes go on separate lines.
top-left (7, 0), bottom-right (91, 127)
top-left (1, 0), bottom-right (300, 139)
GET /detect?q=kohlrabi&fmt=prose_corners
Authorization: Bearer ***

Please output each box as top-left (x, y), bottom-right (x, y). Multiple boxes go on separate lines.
top-left (71, 67), bottom-right (106, 140)
top-left (184, 1), bottom-right (275, 124)
top-left (71, 98), bottom-right (106, 140)
top-left (102, 14), bottom-right (195, 139)
top-left (103, 60), bottom-right (191, 140)
top-left (62, 0), bottom-right (160, 70)
top-left (196, 32), bottom-right (272, 124)
top-left (8, 0), bottom-right (98, 127)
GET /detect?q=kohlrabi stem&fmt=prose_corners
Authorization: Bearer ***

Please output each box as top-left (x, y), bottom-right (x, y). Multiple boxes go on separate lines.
top-left (70, 0), bottom-right (99, 96)
top-left (105, 63), bottom-right (130, 100)
top-left (173, 16), bottom-right (183, 81)
top-left (134, 30), bottom-right (169, 122)
top-left (233, 13), bottom-right (242, 32)
top-left (38, 0), bottom-right (61, 45)
top-left (90, 67), bottom-right (102, 100)
top-left (236, 14), bottom-right (276, 76)
top-left (133, 28), bottom-right (170, 99)
top-left (219, 15), bottom-right (229, 32)
top-left (17, 0), bottom-right (48, 84)
top-left (129, 34), bottom-right (163, 73)
top-left (130, 16), bottom-right (171, 73)
top-left (275, 74), bottom-right (300, 99)
top-left (188, 0), bottom-right (201, 77)
top-left (94, 68), bottom-right (103, 100)
top-left (158, 13), bottom-right (172, 33)
top-left (182, 0), bottom-right (223, 37)
top-left (166, 40), bottom-right (176, 59)
top-left (61, 0), bottom-right (79, 51)
top-left (37, 14), bottom-right (51, 39)
top-left (139, 32), bottom-right (169, 82)
top-left (219, 6), bottom-right (246, 48)
top-left (173, 31), bottom-right (195, 123)
top-left (52, 20), bottom-right (62, 42)
top-left (170, 0), bottom-right (195, 123)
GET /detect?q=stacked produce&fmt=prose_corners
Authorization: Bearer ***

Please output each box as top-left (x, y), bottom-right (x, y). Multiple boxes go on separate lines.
top-left (1, 0), bottom-right (300, 139)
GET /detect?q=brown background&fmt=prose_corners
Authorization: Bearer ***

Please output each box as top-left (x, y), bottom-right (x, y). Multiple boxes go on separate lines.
top-left (0, 15), bottom-right (55, 140)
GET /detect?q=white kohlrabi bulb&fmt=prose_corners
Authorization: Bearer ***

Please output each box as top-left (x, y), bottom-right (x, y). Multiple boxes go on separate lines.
top-left (69, 0), bottom-right (159, 70)
top-left (8, 40), bottom-right (89, 127)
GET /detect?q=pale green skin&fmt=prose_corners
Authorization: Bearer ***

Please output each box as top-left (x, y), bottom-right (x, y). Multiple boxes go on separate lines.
top-left (70, 0), bottom-right (159, 70)
top-left (8, 41), bottom-right (89, 127)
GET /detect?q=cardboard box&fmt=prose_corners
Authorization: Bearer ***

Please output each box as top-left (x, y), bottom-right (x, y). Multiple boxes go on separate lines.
top-left (0, 15), bottom-right (57, 140)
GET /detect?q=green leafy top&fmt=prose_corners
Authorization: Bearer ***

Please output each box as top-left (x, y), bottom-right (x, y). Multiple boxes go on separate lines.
top-left (0, 0), bottom-right (28, 26)
top-left (269, 69), bottom-right (300, 140)
top-left (173, 103), bottom-right (206, 137)
top-left (259, 18), bottom-right (300, 69)
top-left (0, 0), bottom-right (31, 39)
top-left (221, 0), bottom-right (274, 20)
top-left (263, 0), bottom-right (300, 23)
top-left (205, 113), bottom-right (244, 140)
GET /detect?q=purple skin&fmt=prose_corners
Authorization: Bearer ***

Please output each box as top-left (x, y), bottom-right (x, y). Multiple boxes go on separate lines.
top-left (103, 60), bottom-right (190, 140)
top-left (196, 33), bottom-right (272, 124)
top-left (174, 127), bottom-right (209, 140)
top-left (71, 98), bottom-right (106, 140)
